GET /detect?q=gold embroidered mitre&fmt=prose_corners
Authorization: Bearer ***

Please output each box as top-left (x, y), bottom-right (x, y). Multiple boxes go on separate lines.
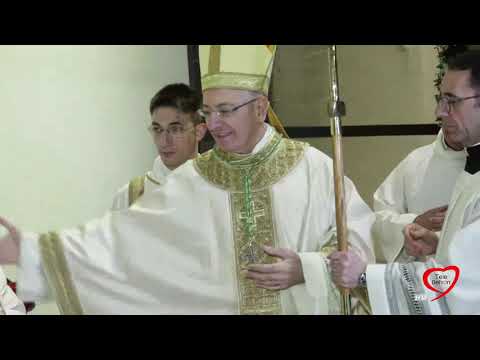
top-left (199, 45), bottom-right (276, 95)
top-left (199, 45), bottom-right (288, 137)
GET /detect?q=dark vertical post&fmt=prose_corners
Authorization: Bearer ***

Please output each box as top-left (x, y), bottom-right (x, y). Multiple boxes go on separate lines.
top-left (187, 45), bottom-right (201, 92)
top-left (187, 45), bottom-right (214, 152)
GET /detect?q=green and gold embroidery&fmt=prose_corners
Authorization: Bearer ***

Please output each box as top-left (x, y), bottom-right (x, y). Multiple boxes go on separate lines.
top-left (194, 131), bottom-right (307, 315)
top-left (231, 188), bottom-right (281, 314)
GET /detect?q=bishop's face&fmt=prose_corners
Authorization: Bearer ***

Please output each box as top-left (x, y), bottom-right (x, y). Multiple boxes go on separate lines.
top-left (436, 69), bottom-right (480, 148)
top-left (201, 89), bottom-right (268, 154)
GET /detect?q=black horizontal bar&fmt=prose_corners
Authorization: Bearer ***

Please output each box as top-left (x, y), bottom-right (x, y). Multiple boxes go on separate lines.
top-left (284, 124), bottom-right (440, 138)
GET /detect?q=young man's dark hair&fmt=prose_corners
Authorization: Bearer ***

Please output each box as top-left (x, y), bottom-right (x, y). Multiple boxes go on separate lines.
top-left (150, 83), bottom-right (203, 124)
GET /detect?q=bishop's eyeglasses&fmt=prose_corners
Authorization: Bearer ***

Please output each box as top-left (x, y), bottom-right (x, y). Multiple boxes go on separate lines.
top-left (198, 97), bottom-right (260, 121)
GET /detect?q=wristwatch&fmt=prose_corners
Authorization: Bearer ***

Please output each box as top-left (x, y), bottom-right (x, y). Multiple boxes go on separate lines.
top-left (358, 272), bottom-right (367, 288)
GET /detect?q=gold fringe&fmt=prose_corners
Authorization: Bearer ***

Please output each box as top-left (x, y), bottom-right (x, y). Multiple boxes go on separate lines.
top-left (267, 105), bottom-right (289, 139)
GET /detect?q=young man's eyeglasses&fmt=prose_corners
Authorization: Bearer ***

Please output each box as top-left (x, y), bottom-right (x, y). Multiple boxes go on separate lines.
top-left (435, 94), bottom-right (480, 114)
top-left (149, 123), bottom-right (195, 138)
top-left (198, 97), bottom-right (260, 121)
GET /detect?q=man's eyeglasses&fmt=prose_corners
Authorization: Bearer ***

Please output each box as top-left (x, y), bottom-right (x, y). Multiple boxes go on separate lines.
top-left (435, 94), bottom-right (480, 114)
top-left (149, 123), bottom-right (195, 138)
top-left (198, 97), bottom-right (260, 121)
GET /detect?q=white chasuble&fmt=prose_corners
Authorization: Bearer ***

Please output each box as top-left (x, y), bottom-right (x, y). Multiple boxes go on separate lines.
top-left (18, 126), bottom-right (374, 314)
top-left (373, 130), bottom-right (466, 263)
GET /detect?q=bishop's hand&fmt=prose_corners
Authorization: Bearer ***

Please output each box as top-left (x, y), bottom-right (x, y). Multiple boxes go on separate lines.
top-left (246, 246), bottom-right (305, 291)
top-left (328, 250), bottom-right (366, 289)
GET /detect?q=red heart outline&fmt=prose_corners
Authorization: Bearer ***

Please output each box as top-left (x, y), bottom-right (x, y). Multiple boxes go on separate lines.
top-left (422, 266), bottom-right (460, 302)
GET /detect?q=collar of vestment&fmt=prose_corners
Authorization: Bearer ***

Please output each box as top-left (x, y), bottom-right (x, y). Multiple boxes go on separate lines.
top-left (194, 130), bottom-right (307, 192)
top-left (465, 144), bottom-right (480, 175)
top-left (151, 156), bottom-right (171, 180)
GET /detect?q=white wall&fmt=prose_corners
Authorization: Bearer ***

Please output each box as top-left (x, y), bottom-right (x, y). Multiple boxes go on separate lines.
top-left (340, 45), bottom-right (438, 125)
top-left (0, 45), bottom-right (189, 314)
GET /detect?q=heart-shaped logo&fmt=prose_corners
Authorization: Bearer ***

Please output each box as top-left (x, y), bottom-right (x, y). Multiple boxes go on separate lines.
top-left (422, 266), bottom-right (460, 302)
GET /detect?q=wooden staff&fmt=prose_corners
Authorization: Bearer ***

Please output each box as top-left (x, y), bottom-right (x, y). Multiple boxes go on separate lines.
top-left (328, 45), bottom-right (351, 315)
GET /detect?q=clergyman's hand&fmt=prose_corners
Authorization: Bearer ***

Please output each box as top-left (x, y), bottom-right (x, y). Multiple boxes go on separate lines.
top-left (0, 216), bottom-right (21, 264)
top-left (328, 250), bottom-right (366, 289)
top-left (403, 223), bottom-right (439, 258)
top-left (246, 246), bottom-right (305, 291)
top-left (413, 205), bottom-right (448, 232)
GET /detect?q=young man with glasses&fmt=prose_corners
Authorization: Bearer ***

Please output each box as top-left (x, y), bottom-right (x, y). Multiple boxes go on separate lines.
top-left (330, 50), bottom-right (480, 315)
top-left (111, 83), bottom-right (207, 209)
top-left (2, 45), bottom-right (374, 315)
top-left (0, 83), bottom-right (206, 313)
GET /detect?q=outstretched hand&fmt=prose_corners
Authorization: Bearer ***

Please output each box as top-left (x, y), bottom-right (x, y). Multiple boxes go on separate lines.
top-left (0, 216), bottom-right (21, 264)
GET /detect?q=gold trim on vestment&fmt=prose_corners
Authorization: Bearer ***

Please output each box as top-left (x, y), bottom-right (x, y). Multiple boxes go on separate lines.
top-left (194, 133), bottom-right (306, 192)
top-left (128, 176), bottom-right (146, 206)
top-left (39, 232), bottom-right (84, 315)
top-left (145, 173), bottom-right (161, 186)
